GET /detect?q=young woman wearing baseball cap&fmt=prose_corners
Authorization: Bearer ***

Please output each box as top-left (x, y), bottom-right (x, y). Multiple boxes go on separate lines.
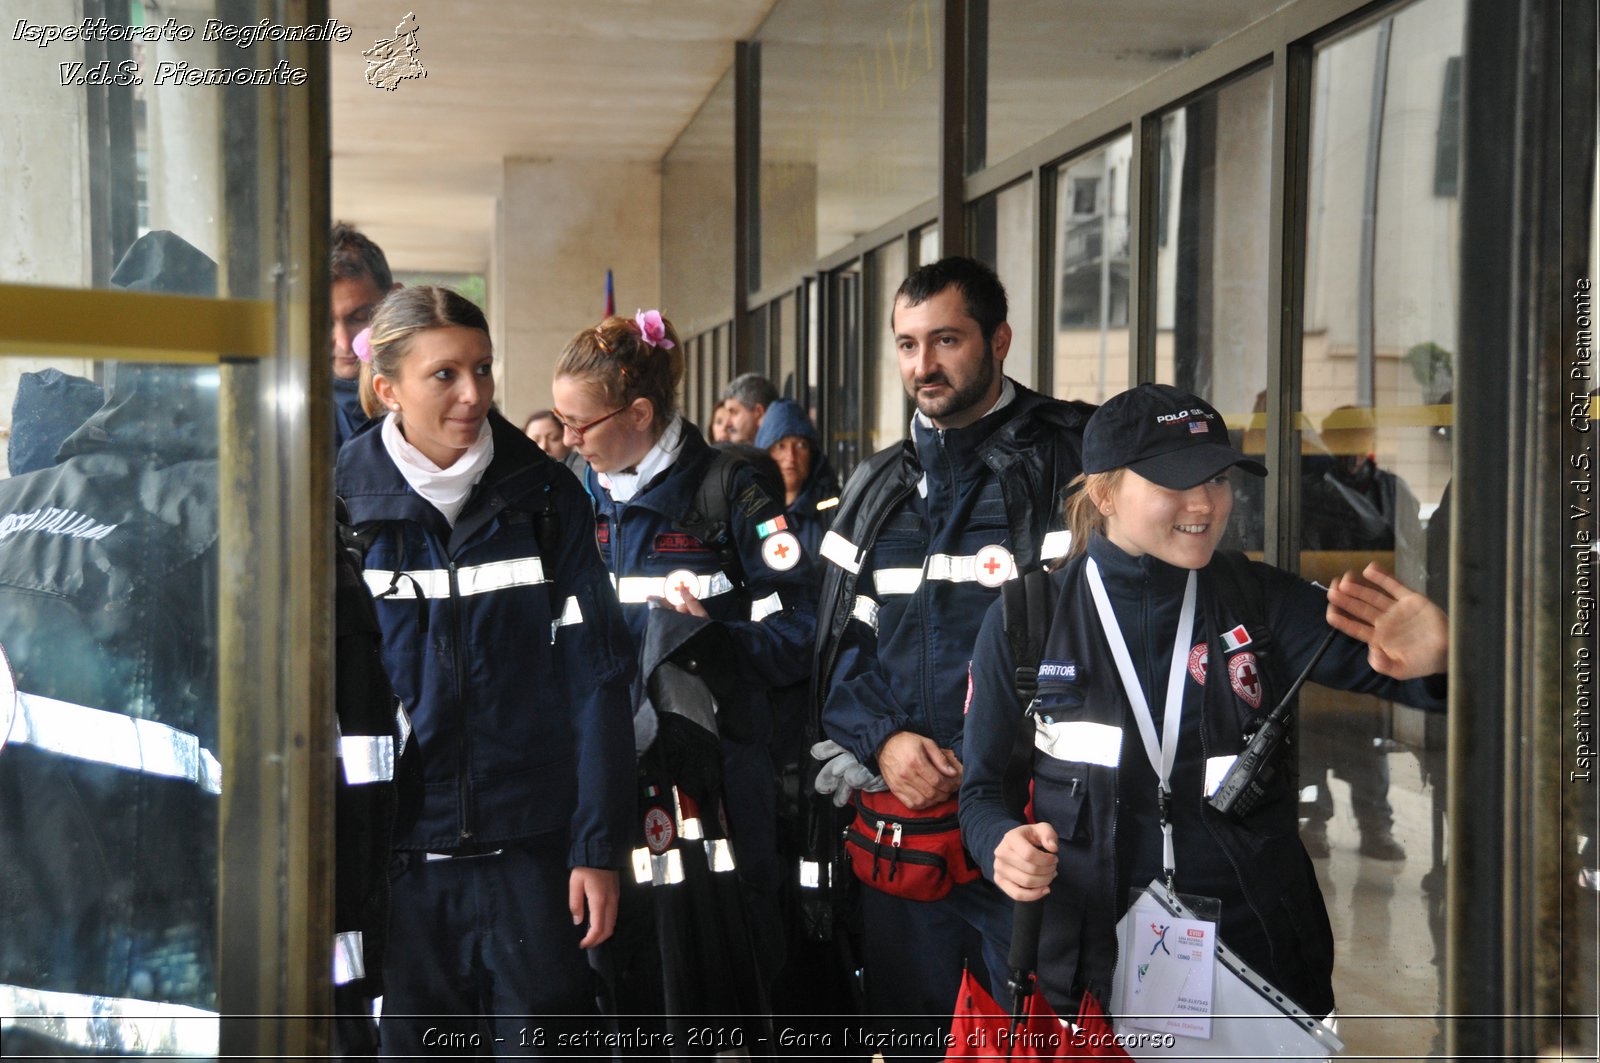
top-left (957, 382), bottom-right (1447, 1027)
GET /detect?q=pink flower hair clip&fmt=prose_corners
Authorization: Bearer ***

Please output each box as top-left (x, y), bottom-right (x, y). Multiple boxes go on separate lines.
top-left (353, 327), bottom-right (374, 363)
top-left (634, 309), bottom-right (675, 350)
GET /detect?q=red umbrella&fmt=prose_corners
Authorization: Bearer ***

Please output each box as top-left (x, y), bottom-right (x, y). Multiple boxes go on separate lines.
top-left (947, 901), bottom-right (1132, 1060)
top-left (947, 974), bottom-right (1132, 1060)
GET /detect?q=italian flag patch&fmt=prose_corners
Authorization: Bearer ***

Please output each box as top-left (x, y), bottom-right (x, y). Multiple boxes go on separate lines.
top-left (756, 515), bottom-right (789, 539)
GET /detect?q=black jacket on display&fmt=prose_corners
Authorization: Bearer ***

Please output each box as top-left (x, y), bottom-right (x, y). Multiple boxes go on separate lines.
top-left (0, 363), bottom-right (223, 1055)
top-left (958, 534), bottom-right (1448, 1018)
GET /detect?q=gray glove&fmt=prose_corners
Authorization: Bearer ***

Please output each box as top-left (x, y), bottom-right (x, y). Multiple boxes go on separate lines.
top-left (810, 739), bottom-right (888, 807)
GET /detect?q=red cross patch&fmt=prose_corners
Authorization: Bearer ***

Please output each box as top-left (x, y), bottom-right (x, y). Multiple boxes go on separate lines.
top-left (974, 544), bottom-right (1015, 588)
top-left (1229, 652), bottom-right (1262, 709)
top-left (1187, 642), bottom-right (1208, 686)
top-left (761, 530), bottom-right (802, 572)
top-left (643, 806), bottom-right (675, 853)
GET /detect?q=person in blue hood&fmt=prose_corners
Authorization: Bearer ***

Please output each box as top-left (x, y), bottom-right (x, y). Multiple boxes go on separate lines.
top-left (753, 398), bottom-right (839, 570)
top-left (336, 286), bottom-right (636, 1053)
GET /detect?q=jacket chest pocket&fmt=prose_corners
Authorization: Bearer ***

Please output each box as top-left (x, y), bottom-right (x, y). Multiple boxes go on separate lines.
top-left (869, 510), bottom-right (928, 592)
top-left (1029, 685), bottom-right (1114, 845)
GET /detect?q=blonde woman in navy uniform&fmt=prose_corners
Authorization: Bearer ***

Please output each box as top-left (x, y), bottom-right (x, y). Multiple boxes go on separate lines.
top-left (337, 287), bottom-right (636, 1054)
top-left (958, 383), bottom-right (1448, 1023)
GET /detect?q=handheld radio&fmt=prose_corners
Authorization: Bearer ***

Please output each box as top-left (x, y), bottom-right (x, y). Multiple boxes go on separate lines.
top-left (1206, 628), bottom-right (1337, 820)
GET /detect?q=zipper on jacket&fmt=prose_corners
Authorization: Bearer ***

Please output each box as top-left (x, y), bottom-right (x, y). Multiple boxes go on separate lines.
top-left (448, 559), bottom-right (474, 844)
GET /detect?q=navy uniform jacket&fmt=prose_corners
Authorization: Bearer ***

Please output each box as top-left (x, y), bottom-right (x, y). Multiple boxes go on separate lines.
top-left (336, 411), bottom-right (636, 867)
top-left (816, 383), bottom-right (1091, 770)
top-left (958, 534), bottom-right (1447, 1015)
top-left (581, 422), bottom-right (817, 719)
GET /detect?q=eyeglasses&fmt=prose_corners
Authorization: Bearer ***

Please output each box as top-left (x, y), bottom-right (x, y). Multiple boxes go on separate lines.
top-left (553, 404), bottom-right (627, 442)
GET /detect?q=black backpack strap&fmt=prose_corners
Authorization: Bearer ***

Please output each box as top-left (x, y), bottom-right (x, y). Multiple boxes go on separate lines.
top-left (1000, 567), bottom-right (1054, 820)
top-left (675, 448), bottom-right (757, 589)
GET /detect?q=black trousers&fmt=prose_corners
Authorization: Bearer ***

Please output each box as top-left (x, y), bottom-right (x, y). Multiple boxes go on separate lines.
top-left (378, 836), bottom-right (600, 1058)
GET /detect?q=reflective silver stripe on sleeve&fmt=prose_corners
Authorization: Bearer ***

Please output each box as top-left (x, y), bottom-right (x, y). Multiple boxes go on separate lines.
top-left (332, 930), bottom-right (366, 986)
top-left (704, 838), bottom-right (737, 872)
top-left (819, 530), bottom-right (862, 574)
top-left (850, 594), bottom-right (880, 632)
top-left (339, 734), bottom-right (395, 785)
top-left (363, 557), bottom-right (547, 600)
top-left (11, 692), bottom-right (222, 794)
top-left (1040, 530), bottom-right (1072, 561)
top-left (873, 567), bottom-right (924, 595)
top-left (1033, 718), bottom-right (1122, 767)
top-left (613, 571), bottom-right (735, 604)
top-left (553, 595), bottom-right (583, 627)
top-left (1204, 755), bottom-right (1238, 798)
top-left (631, 847), bottom-right (687, 886)
top-left (395, 701), bottom-right (412, 757)
top-left (750, 592), bottom-right (783, 622)
top-left (0, 982), bottom-right (219, 1055)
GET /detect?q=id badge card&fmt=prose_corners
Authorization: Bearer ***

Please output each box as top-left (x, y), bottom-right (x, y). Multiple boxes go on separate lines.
top-left (1118, 883), bottom-right (1221, 1040)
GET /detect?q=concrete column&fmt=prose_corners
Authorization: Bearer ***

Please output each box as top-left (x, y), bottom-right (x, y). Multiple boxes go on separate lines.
top-left (142, 2), bottom-right (223, 258)
top-left (0, 0), bottom-right (92, 476)
top-left (1, 0), bottom-right (90, 286)
top-left (492, 158), bottom-right (661, 426)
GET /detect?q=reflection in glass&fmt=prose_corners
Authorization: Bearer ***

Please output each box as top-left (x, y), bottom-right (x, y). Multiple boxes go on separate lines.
top-left (1298, 0), bottom-right (1463, 1054)
top-left (0, 358), bottom-right (220, 1055)
top-left (976, 0), bottom-right (1293, 172)
top-left (757, 0), bottom-right (944, 291)
top-left (664, 70), bottom-right (736, 337)
top-left (1050, 135), bottom-right (1132, 403)
top-left (0, 0), bottom-right (264, 295)
top-left (1150, 67), bottom-right (1274, 551)
top-left (865, 240), bottom-right (910, 453)
top-left (972, 179), bottom-right (1036, 387)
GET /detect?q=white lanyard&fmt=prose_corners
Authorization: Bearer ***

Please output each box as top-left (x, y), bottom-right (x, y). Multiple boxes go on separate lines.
top-left (1086, 559), bottom-right (1197, 894)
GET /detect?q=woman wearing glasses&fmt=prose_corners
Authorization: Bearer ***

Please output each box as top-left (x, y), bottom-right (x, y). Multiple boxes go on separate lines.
top-left (551, 311), bottom-right (817, 1021)
top-left (336, 286), bottom-right (636, 1054)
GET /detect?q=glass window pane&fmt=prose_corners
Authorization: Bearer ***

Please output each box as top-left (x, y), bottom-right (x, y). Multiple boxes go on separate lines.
top-left (913, 222), bottom-right (941, 267)
top-left (1150, 67), bottom-right (1274, 552)
top-left (758, 0), bottom-right (944, 291)
top-left (825, 262), bottom-right (865, 477)
top-left (663, 70), bottom-right (735, 337)
top-left (1, 1), bottom-right (270, 297)
top-left (774, 292), bottom-right (799, 399)
top-left (865, 239), bottom-right (909, 453)
top-left (1050, 135), bottom-right (1132, 403)
top-left (1298, 0), bottom-right (1463, 1054)
top-left (977, 0), bottom-right (1294, 171)
top-left (973, 179), bottom-right (1036, 388)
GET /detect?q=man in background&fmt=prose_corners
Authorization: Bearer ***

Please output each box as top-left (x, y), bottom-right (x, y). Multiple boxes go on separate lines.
top-left (330, 223), bottom-right (399, 451)
top-left (721, 373), bottom-right (779, 444)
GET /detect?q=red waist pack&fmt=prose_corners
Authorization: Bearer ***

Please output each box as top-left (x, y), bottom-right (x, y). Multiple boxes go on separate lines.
top-left (844, 790), bottom-right (981, 901)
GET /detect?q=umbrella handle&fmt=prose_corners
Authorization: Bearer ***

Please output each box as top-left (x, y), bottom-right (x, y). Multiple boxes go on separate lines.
top-left (1006, 898), bottom-right (1044, 1000)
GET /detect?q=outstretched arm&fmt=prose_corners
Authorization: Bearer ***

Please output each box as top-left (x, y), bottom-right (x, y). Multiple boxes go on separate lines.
top-left (1325, 562), bottom-right (1447, 680)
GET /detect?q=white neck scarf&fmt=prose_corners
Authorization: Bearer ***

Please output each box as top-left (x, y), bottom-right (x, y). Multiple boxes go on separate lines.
top-left (381, 413), bottom-right (494, 526)
top-left (599, 415), bottom-right (684, 503)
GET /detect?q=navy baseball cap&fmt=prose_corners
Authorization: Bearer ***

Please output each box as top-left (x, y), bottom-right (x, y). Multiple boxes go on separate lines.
top-left (1083, 383), bottom-right (1267, 489)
